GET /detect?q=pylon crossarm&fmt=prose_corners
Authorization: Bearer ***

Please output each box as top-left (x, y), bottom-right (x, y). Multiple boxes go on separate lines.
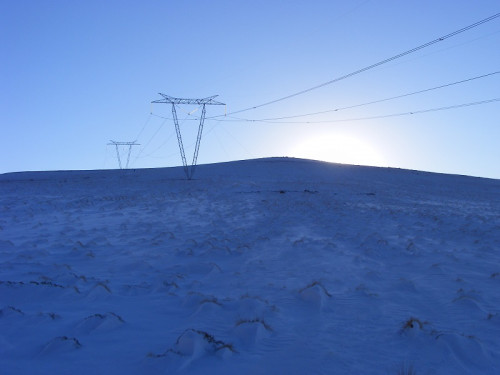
top-left (108, 141), bottom-right (140, 146)
top-left (152, 93), bottom-right (225, 106)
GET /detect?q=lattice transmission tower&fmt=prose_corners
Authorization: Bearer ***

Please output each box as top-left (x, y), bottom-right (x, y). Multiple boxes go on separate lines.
top-left (108, 140), bottom-right (140, 169)
top-left (151, 93), bottom-right (225, 179)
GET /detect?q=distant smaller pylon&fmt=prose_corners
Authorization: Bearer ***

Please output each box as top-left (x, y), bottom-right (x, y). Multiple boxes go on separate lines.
top-left (107, 140), bottom-right (140, 169)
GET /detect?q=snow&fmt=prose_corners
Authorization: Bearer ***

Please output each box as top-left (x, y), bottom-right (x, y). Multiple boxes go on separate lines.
top-left (1, 157), bottom-right (499, 374)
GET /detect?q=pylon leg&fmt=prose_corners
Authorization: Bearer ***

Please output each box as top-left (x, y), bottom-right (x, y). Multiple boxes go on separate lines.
top-left (189, 104), bottom-right (206, 179)
top-left (115, 144), bottom-right (123, 169)
top-left (126, 145), bottom-right (133, 169)
top-left (171, 104), bottom-right (189, 178)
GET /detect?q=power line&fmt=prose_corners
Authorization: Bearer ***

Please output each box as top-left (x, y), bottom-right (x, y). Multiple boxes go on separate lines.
top-left (131, 117), bottom-right (169, 164)
top-left (373, 29), bottom-right (500, 73)
top-left (222, 12), bottom-right (500, 116)
top-left (132, 107), bottom-right (194, 164)
top-left (162, 71), bottom-right (499, 124)
top-left (135, 130), bottom-right (177, 159)
top-left (150, 113), bottom-right (194, 121)
top-left (228, 70), bottom-right (500, 121)
top-left (213, 98), bottom-right (500, 124)
top-left (134, 113), bottom-right (153, 142)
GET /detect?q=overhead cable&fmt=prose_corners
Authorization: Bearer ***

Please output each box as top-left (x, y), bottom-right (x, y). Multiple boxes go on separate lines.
top-left (223, 13), bottom-right (500, 116)
top-left (134, 113), bottom-right (152, 142)
top-left (216, 98), bottom-right (500, 124)
top-left (132, 117), bottom-right (168, 164)
top-left (234, 70), bottom-right (500, 121)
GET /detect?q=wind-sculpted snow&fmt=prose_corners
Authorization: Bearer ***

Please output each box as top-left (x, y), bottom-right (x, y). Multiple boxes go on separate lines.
top-left (0, 158), bottom-right (499, 374)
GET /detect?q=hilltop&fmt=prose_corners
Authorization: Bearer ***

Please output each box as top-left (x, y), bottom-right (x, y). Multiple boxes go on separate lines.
top-left (1, 158), bottom-right (499, 374)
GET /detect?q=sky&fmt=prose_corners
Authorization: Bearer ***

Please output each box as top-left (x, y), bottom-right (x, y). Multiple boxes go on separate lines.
top-left (1, 0), bottom-right (499, 179)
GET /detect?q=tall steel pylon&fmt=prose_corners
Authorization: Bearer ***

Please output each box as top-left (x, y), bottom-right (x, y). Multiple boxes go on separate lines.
top-left (107, 140), bottom-right (140, 169)
top-left (151, 93), bottom-right (225, 179)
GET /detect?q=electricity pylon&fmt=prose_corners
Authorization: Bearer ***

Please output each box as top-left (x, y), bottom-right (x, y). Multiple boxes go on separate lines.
top-left (108, 140), bottom-right (140, 169)
top-left (151, 93), bottom-right (225, 180)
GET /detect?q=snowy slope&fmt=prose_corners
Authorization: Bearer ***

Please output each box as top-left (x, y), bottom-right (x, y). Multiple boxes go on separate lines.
top-left (1, 158), bottom-right (499, 374)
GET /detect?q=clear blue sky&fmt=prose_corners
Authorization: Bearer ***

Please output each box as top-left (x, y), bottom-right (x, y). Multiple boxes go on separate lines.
top-left (1, 0), bottom-right (499, 178)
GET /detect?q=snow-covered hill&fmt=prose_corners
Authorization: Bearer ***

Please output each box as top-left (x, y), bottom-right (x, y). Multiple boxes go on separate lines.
top-left (1, 158), bottom-right (499, 374)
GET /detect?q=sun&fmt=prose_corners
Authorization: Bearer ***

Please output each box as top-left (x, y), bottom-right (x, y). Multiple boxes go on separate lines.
top-left (290, 132), bottom-right (387, 167)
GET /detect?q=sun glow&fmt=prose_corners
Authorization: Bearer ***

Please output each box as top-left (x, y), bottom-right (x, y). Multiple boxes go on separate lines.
top-left (290, 133), bottom-right (387, 167)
